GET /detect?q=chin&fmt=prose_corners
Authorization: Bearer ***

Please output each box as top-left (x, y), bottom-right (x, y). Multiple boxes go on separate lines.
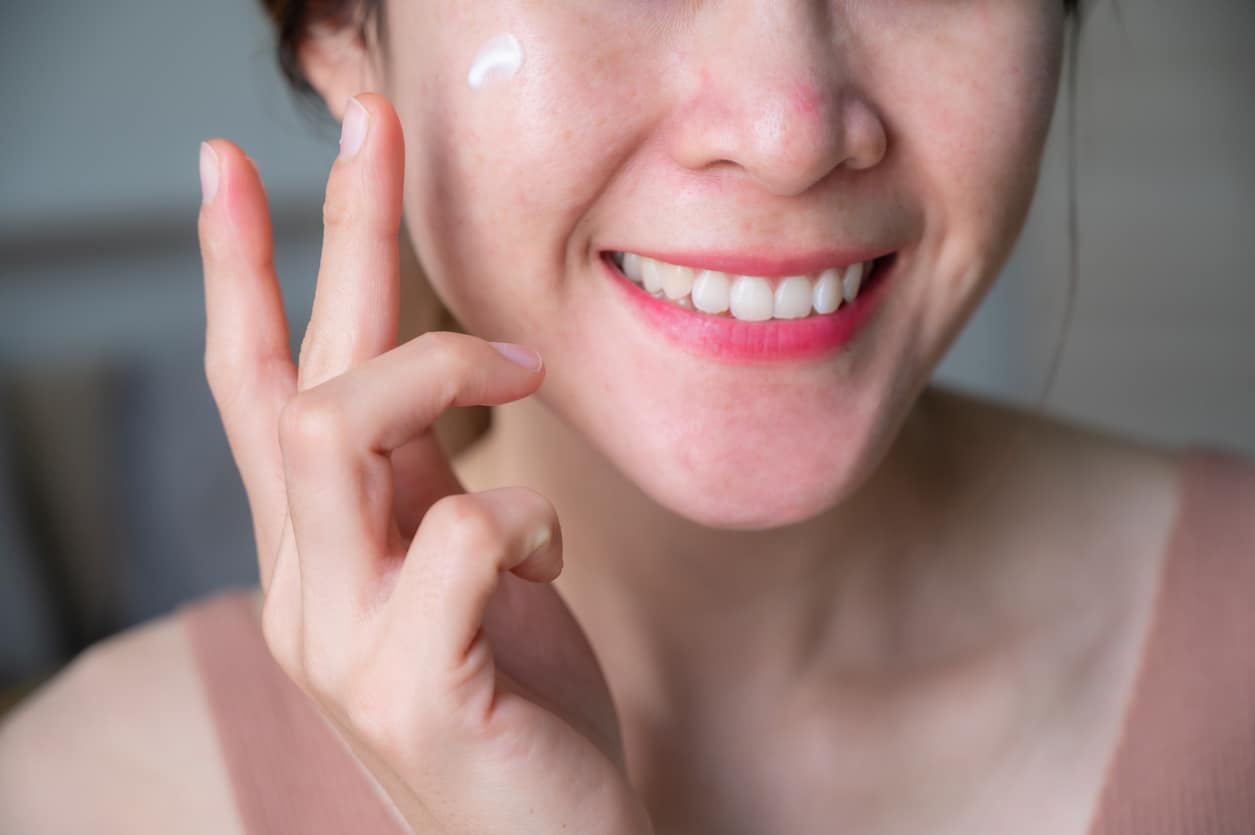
top-left (594, 379), bottom-right (899, 531)
top-left (640, 456), bottom-right (866, 532)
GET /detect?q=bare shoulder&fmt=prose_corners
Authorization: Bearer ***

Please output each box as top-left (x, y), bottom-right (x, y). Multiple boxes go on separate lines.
top-left (0, 606), bottom-right (242, 835)
top-left (931, 384), bottom-right (1184, 488)
top-left (928, 386), bottom-right (1187, 564)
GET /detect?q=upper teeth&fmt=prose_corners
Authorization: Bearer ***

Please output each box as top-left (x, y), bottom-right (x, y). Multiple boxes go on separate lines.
top-left (614, 252), bottom-right (872, 321)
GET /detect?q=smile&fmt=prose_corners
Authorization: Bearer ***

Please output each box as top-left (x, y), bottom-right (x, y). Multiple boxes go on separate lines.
top-left (602, 249), bottom-right (897, 364)
top-left (609, 251), bottom-right (879, 321)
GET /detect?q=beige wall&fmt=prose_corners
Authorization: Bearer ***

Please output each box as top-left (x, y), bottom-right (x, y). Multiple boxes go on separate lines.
top-left (1014, 0), bottom-right (1254, 454)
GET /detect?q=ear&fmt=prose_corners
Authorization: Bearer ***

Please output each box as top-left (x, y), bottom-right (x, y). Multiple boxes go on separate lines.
top-left (297, 19), bottom-right (385, 121)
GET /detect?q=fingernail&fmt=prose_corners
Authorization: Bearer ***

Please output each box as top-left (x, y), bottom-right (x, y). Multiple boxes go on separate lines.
top-left (489, 341), bottom-right (542, 371)
top-left (199, 142), bottom-right (219, 205)
top-left (339, 97), bottom-right (369, 160)
top-left (525, 525), bottom-right (553, 558)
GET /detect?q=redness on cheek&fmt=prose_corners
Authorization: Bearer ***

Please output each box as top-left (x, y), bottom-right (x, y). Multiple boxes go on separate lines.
top-left (789, 81), bottom-right (823, 116)
top-left (467, 33), bottom-right (525, 90)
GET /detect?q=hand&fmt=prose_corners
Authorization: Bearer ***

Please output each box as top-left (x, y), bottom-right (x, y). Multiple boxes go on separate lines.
top-left (197, 93), bottom-right (652, 835)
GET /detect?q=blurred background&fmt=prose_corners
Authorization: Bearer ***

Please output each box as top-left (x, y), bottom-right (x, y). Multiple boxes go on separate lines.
top-left (1, 1), bottom-right (1252, 710)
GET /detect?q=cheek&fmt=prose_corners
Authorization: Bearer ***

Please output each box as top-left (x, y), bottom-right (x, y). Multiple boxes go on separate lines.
top-left (866, 5), bottom-right (1063, 348)
top-left (394, 11), bottom-right (659, 332)
top-left (818, 6), bottom-right (1065, 434)
top-left (897, 12), bottom-right (1063, 247)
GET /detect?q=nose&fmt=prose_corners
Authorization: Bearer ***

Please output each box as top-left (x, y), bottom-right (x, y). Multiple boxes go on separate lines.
top-left (665, 6), bottom-right (887, 197)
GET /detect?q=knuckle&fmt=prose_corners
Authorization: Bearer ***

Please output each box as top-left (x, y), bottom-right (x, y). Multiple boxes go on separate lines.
top-left (413, 332), bottom-right (473, 403)
top-left (205, 349), bottom-right (292, 425)
top-left (278, 392), bottom-right (348, 455)
top-left (413, 329), bottom-right (458, 352)
top-left (299, 641), bottom-right (348, 703)
top-left (415, 331), bottom-right (471, 370)
top-left (202, 348), bottom-right (238, 407)
top-left (259, 596), bottom-right (301, 681)
top-left (511, 485), bottom-right (555, 517)
top-left (321, 190), bottom-right (355, 231)
top-left (203, 349), bottom-right (256, 414)
top-left (426, 494), bottom-right (509, 556)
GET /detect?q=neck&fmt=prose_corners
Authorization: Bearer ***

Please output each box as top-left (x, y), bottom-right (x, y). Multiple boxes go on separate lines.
top-left (454, 386), bottom-right (1018, 714)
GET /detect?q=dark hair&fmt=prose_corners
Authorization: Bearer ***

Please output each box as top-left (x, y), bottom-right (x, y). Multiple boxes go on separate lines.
top-left (262, 0), bottom-right (380, 107)
top-left (263, 0), bottom-right (1081, 108)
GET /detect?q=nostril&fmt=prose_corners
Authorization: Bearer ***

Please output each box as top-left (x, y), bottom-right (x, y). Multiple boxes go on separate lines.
top-left (840, 95), bottom-right (889, 172)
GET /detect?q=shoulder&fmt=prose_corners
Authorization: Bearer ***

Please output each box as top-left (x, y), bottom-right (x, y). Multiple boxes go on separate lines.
top-left (932, 383), bottom-right (1255, 608)
top-left (927, 385), bottom-right (1187, 539)
top-left (0, 598), bottom-right (244, 835)
top-left (988, 394), bottom-right (1255, 555)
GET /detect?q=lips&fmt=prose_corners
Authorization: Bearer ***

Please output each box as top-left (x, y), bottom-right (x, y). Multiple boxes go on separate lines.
top-left (602, 250), bottom-right (897, 365)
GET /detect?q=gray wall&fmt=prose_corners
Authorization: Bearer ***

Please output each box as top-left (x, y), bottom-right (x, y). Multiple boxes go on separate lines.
top-left (1013, 1), bottom-right (1255, 451)
top-left (1, 0), bottom-right (1252, 686)
top-left (1, 0), bottom-right (336, 682)
top-left (1, 0), bottom-right (335, 364)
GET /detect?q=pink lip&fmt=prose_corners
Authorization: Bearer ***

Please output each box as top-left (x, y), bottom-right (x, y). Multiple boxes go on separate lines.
top-left (602, 252), bottom-right (896, 365)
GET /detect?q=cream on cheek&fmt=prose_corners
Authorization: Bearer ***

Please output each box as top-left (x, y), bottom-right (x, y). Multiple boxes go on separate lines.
top-left (467, 33), bottom-right (525, 89)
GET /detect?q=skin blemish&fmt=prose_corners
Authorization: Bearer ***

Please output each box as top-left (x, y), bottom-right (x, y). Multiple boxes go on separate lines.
top-left (467, 33), bottom-right (525, 90)
top-left (790, 81), bottom-right (822, 116)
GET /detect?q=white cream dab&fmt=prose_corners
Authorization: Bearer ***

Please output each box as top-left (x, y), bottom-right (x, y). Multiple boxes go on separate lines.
top-left (467, 33), bottom-right (524, 90)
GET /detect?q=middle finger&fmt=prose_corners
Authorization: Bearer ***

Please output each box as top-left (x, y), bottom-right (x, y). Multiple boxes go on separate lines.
top-left (298, 93), bottom-right (406, 392)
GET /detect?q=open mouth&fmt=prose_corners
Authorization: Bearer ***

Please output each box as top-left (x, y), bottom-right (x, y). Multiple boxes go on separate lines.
top-left (604, 251), bottom-right (894, 322)
top-left (600, 249), bottom-right (898, 364)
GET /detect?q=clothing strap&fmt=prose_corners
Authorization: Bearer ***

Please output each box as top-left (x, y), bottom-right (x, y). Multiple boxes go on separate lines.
top-left (181, 590), bottom-right (406, 835)
top-left (1090, 445), bottom-right (1255, 834)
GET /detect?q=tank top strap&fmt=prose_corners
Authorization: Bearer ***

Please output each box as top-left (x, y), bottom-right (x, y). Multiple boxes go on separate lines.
top-left (1089, 445), bottom-right (1255, 835)
top-left (180, 589), bottom-right (406, 835)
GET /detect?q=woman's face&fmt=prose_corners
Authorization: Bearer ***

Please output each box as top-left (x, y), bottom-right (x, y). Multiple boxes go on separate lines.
top-left (353, 1), bottom-right (1064, 528)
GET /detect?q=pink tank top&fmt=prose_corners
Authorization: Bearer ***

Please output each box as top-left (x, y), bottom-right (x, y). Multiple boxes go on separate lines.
top-left (181, 446), bottom-right (1255, 834)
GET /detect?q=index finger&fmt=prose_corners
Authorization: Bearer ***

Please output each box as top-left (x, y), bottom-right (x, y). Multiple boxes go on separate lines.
top-left (199, 139), bottom-right (297, 581)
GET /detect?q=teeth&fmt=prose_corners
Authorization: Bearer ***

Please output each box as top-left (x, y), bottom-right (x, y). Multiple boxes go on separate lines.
top-left (660, 262), bottom-right (697, 300)
top-left (841, 261), bottom-right (864, 303)
top-left (614, 252), bottom-right (877, 322)
top-left (621, 252), bottom-right (643, 283)
top-left (692, 270), bottom-right (731, 314)
top-left (729, 276), bottom-right (774, 321)
top-left (773, 276), bottom-right (813, 319)
top-left (641, 257), bottom-right (664, 293)
top-left (813, 268), bottom-right (843, 315)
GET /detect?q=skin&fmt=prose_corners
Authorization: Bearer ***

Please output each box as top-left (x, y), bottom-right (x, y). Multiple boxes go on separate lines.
top-left (0, 2), bottom-right (1191, 834)
top-left (374, 0), bottom-right (1058, 526)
